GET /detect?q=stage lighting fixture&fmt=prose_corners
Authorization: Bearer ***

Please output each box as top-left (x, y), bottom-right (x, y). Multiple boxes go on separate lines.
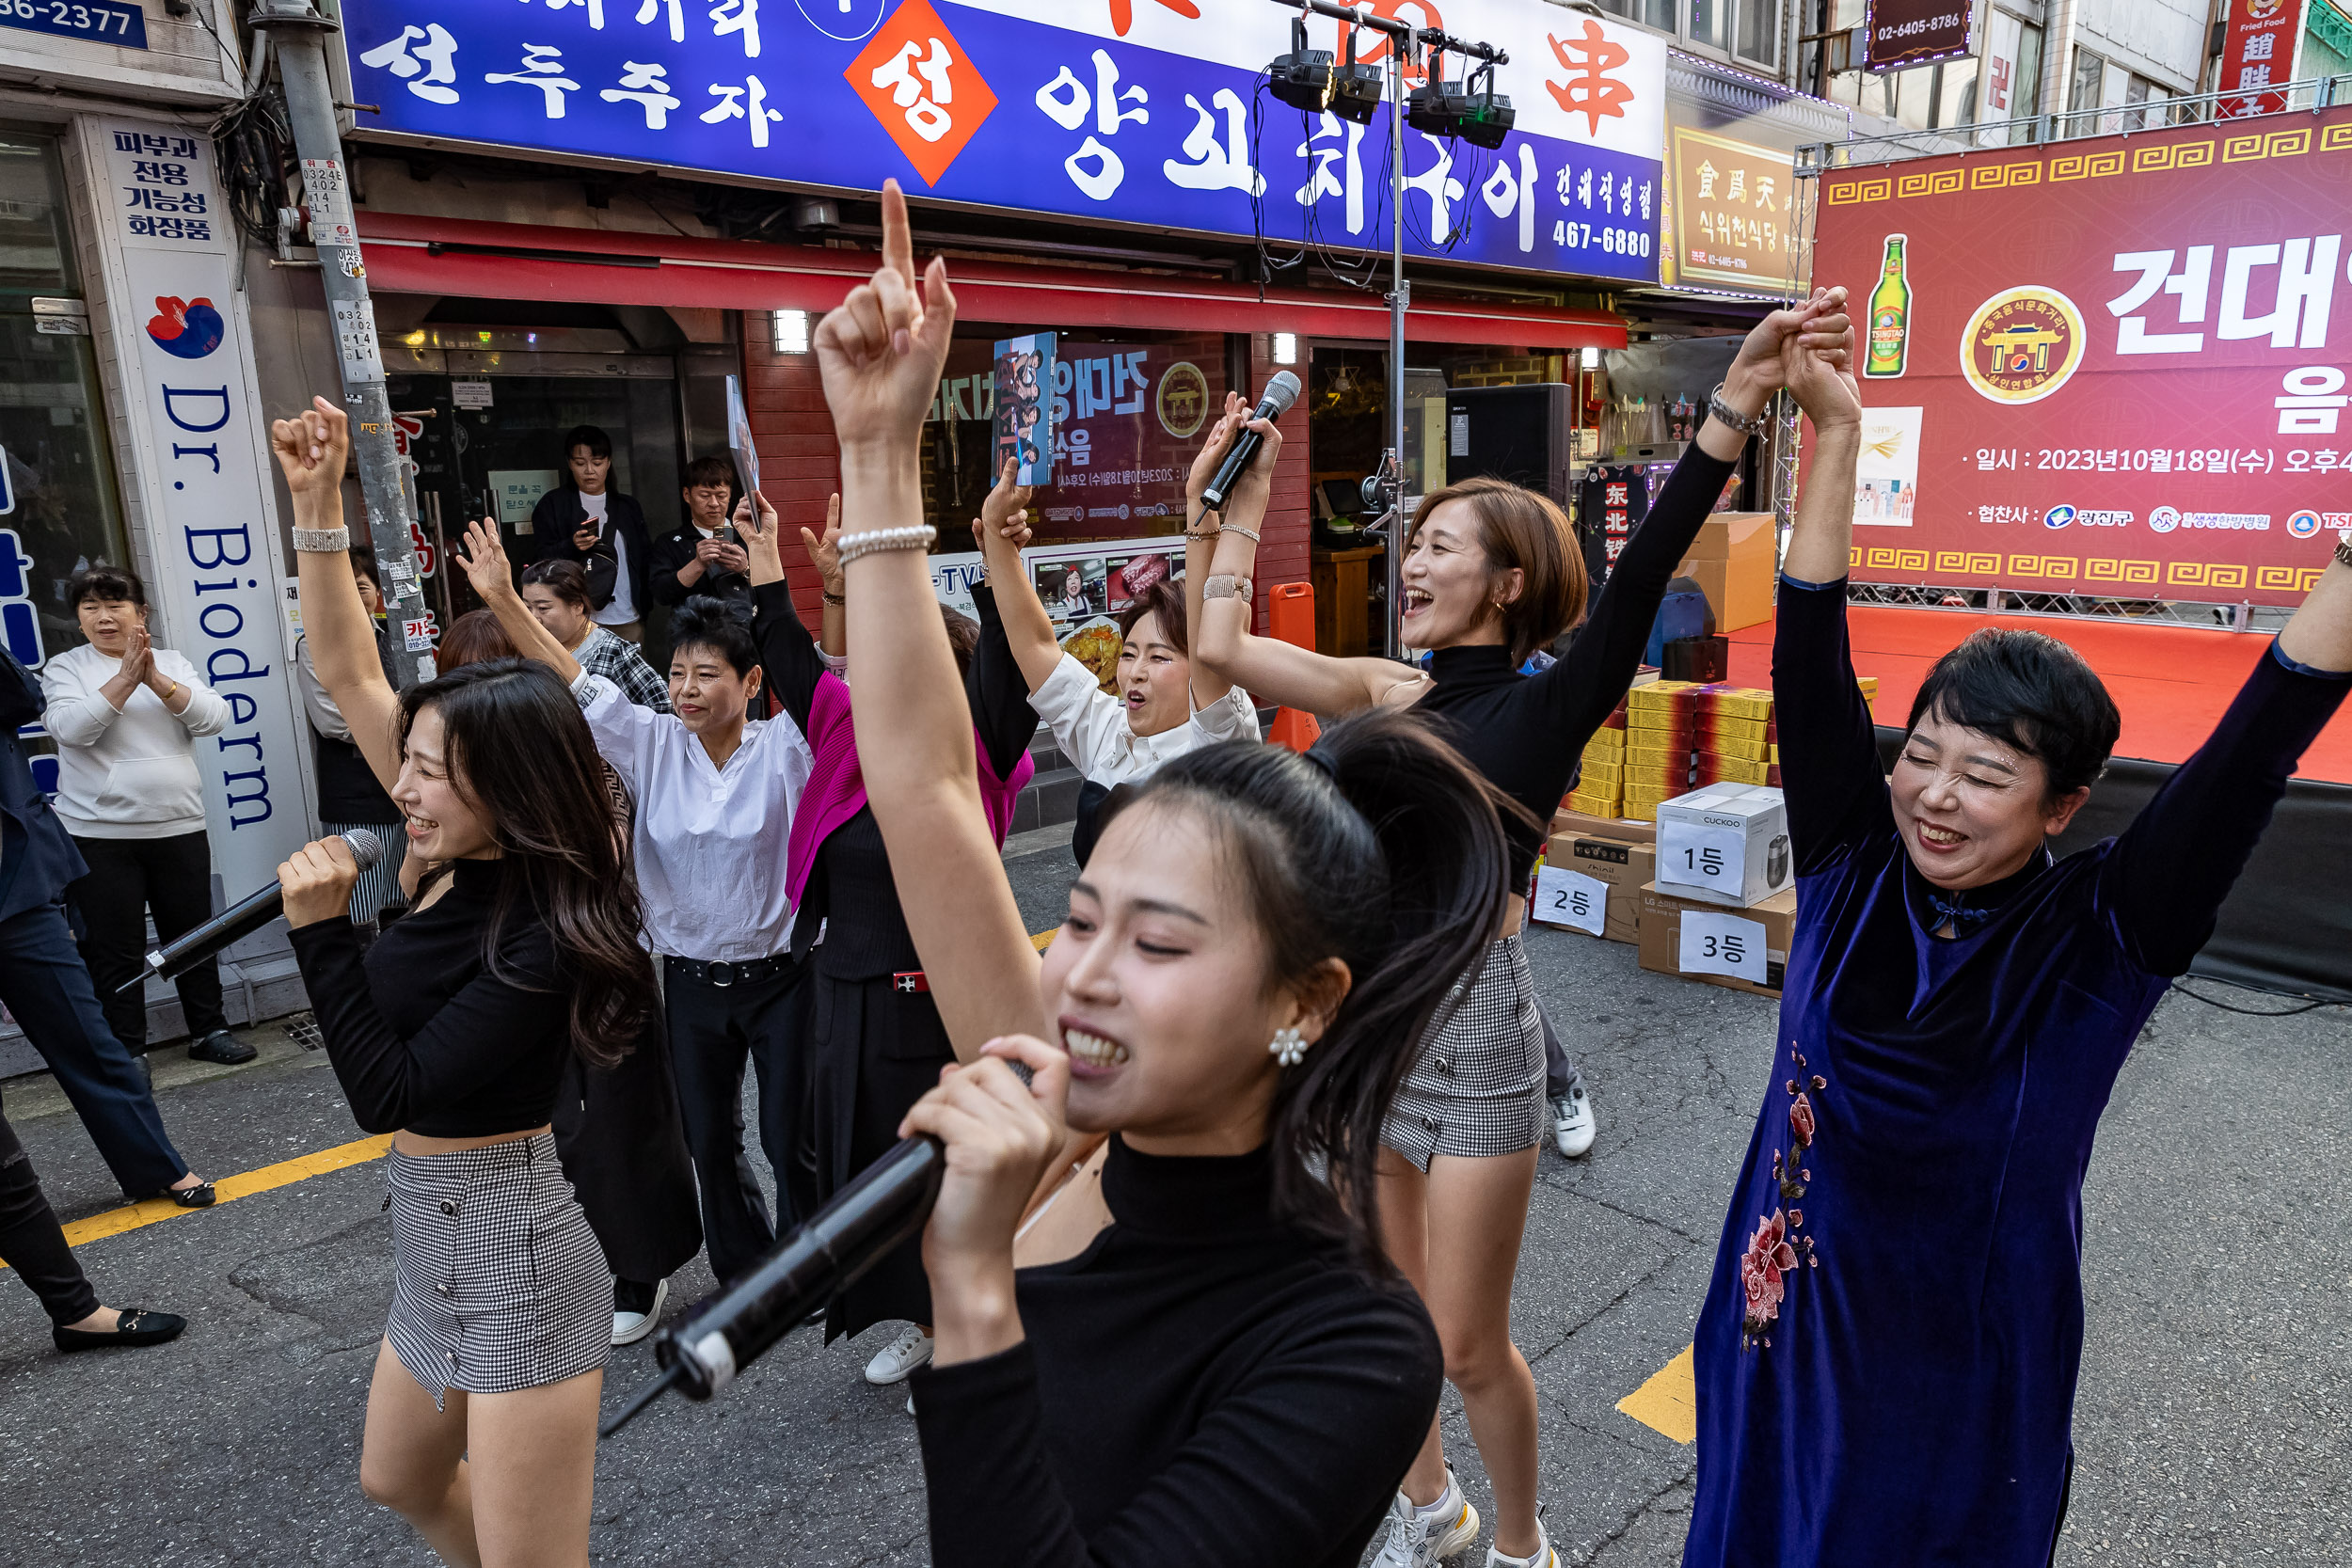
top-left (1406, 57), bottom-right (1469, 138)
top-left (1267, 15), bottom-right (1336, 114)
top-left (1330, 24), bottom-right (1385, 126)
top-left (1459, 63), bottom-right (1514, 150)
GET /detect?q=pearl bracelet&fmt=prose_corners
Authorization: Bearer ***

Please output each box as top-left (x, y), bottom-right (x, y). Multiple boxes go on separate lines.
top-left (292, 526), bottom-right (351, 554)
top-left (834, 524), bottom-right (937, 565)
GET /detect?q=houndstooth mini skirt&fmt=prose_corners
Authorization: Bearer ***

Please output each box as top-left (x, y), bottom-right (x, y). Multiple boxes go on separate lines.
top-left (1381, 933), bottom-right (1549, 1171)
top-left (382, 1132), bottom-right (609, 1409)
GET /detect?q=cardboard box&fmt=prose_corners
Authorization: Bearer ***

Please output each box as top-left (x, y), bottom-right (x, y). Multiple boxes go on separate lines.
top-left (1697, 733), bottom-right (1772, 762)
top-left (1655, 783), bottom-right (1793, 908)
top-left (1566, 787), bottom-right (1623, 818)
top-left (1695, 754), bottom-right (1782, 787)
top-left (1534, 835), bottom-right (1654, 943)
top-left (1627, 742), bottom-right (1693, 771)
top-left (1551, 806), bottom-right (1657, 845)
top-left (1627, 680), bottom-right (1696, 714)
top-left (1637, 882), bottom-right (1797, 997)
top-left (1578, 756), bottom-right (1625, 785)
top-left (1678, 512), bottom-right (1775, 563)
top-left (1686, 685), bottom-right (1773, 720)
top-left (1675, 556), bottom-right (1774, 634)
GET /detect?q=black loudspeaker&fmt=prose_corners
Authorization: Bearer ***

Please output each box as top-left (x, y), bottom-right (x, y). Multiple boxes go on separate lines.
top-left (1443, 384), bottom-right (1577, 504)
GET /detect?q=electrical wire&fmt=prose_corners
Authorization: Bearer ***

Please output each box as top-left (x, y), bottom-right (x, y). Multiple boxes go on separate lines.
top-left (2166, 977), bottom-right (2341, 1017)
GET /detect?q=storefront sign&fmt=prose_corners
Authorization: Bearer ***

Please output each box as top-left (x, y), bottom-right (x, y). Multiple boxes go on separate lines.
top-left (0, 0), bottom-right (147, 48)
top-left (0, 526), bottom-right (39, 672)
top-left (1864, 0), bottom-right (1977, 73)
top-left (75, 117), bottom-right (315, 887)
top-left (1662, 123), bottom-right (1800, 294)
top-left (1807, 106), bottom-right (2352, 606)
top-left (340, 0), bottom-right (1667, 283)
top-left (2217, 0), bottom-right (2307, 119)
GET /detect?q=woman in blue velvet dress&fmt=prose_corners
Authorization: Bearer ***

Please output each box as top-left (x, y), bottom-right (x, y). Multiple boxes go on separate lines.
top-left (1685, 339), bottom-right (2352, 1567)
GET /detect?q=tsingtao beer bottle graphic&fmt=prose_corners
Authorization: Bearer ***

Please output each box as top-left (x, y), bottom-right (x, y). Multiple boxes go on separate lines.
top-left (1866, 234), bottom-right (1910, 378)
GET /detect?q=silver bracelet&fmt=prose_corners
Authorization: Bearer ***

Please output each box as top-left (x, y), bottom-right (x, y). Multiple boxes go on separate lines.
top-left (834, 524), bottom-right (937, 565)
top-left (292, 526), bottom-right (351, 553)
top-left (1706, 382), bottom-right (1769, 438)
top-left (1223, 523), bottom-right (1262, 544)
top-left (1203, 574), bottom-right (1253, 602)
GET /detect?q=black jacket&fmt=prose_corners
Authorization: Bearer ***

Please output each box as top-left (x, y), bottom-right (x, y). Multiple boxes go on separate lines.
top-left (0, 648), bottom-right (88, 923)
top-left (531, 486), bottom-right (652, 617)
top-left (650, 521), bottom-right (753, 612)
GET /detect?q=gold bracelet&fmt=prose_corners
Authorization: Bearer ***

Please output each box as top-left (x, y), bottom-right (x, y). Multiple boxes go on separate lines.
top-left (1184, 527), bottom-right (1220, 542)
top-left (822, 590), bottom-right (847, 606)
top-left (162, 680), bottom-right (181, 704)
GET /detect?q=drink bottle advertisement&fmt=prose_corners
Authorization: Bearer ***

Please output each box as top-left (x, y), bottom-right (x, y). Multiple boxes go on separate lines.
top-left (1806, 105), bottom-right (2352, 607)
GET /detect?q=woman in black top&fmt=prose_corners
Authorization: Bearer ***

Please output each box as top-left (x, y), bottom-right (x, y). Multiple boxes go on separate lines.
top-left (269, 399), bottom-right (658, 1568)
top-left (736, 487), bottom-right (1041, 1385)
top-left (1194, 294), bottom-right (1851, 1566)
top-left (809, 185), bottom-right (1510, 1568)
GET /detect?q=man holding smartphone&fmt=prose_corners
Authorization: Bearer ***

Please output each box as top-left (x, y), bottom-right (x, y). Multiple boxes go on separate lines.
top-left (651, 455), bottom-right (754, 615)
top-left (532, 423), bottom-right (653, 645)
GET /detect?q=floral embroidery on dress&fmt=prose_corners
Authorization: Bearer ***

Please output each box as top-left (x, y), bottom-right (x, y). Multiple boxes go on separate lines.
top-left (1743, 1050), bottom-right (1826, 1351)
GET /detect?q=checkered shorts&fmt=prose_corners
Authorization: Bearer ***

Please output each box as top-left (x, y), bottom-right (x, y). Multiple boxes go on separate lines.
top-left (383, 1133), bottom-right (609, 1408)
top-left (1381, 933), bottom-right (1548, 1171)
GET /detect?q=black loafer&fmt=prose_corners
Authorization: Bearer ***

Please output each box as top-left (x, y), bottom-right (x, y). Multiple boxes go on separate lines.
top-left (188, 1030), bottom-right (257, 1066)
top-left (162, 1180), bottom-right (215, 1209)
top-left (55, 1307), bottom-right (187, 1354)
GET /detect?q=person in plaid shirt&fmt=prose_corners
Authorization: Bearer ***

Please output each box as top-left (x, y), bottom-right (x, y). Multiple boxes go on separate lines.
top-left (519, 560), bottom-right (672, 713)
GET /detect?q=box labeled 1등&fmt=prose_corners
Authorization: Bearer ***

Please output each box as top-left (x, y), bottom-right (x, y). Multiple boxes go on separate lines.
top-left (1655, 783), bottom-right (1793, 908)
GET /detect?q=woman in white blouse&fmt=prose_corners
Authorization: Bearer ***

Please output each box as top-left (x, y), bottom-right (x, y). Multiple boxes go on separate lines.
top-left (976, 396), bottom-right (1265, 863)
top-left (456, 516), bottom-right (825, 1323)
top-left (41, 566), bottom-right (253, 1068)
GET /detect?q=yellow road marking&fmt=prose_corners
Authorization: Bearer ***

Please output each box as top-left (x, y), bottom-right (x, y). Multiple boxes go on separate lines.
top-left (1, 1133), bottom-right (396, 1269)
top-left (16, 932), bottom-right (1075, 1269)
top-left (1617, 1344), bottom-right (1697, 1445)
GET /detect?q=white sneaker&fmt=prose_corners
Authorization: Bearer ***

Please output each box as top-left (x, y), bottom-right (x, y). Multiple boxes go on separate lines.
top-left (1484, 1523), bottom-right (1558, 1568)
top-left (864, 1323), bottom-right (934, 1385)
top-left (1371, 1471), bottom-right (1482, 1567)
top-left (1552, 1084), bottom-right (1596, 1159)
top-left (611, 1278), bottom-right (667, 1347)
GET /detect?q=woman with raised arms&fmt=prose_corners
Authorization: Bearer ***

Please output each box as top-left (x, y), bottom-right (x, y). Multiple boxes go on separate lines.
top-left (1684, 318), bottom-right (2352, 1567)
top-left (1192, 293), bottom-right (1851, 1568)
top-left (816, 181), bottom-right (1519, 1568)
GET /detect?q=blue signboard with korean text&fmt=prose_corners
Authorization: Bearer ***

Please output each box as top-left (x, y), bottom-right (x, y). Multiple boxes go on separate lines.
top-left (0, 0), bottom-right (148, 50)
top-left (338, 0), bottom-right (1666, 283)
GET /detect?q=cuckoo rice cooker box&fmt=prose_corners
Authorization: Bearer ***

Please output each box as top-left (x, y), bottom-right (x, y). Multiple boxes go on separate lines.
top-left (1654, 784), bottom-right (1793, 909)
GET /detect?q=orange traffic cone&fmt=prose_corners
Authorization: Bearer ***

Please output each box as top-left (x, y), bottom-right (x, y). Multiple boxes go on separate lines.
top-left (1263, 581), bottom-right (1322, 753)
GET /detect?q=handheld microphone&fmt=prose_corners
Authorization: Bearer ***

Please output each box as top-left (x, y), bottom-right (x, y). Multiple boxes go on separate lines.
top-left (1198, 371), bottom-right (1303, 512)
top-left (118, 829), bottom-right (385, 991)
top-left (601, 1058), bottom-right (1035, 1438)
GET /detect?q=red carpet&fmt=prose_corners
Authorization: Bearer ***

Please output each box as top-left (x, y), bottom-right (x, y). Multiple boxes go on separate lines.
top-left (1724, 606), bottom-right (2352, 784)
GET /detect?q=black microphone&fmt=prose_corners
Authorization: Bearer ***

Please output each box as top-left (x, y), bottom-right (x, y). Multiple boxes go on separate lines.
top-left (1198, 370), bottom-right (1302, 512)
top-left (118, 829), bottom-right (386, 991)
top-left (602, 1057), bottom-right (1037, 1438)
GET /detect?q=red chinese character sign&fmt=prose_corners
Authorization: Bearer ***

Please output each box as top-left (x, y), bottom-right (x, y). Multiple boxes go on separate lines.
top-left (1805, 108), bottom-right (2352, 607)
top-left (2217, 0), bottom-right (2307, 119)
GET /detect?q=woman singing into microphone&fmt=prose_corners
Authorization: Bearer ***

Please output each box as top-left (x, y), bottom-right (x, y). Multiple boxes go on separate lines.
top-left (813, 182), bottom-right (1517, 1568)
top-left (269, 400), bottom-right (657, 1568)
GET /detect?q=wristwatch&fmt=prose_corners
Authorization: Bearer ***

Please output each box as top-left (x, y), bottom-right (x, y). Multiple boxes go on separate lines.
top-left (1707, 382), bottom-right (1769, 438)
top-left (2336, 528), bottom-right (2352, 569)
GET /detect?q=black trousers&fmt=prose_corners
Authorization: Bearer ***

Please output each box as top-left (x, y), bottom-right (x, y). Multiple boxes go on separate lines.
top-left (0, 1101), bottom-right (101, 1326)
top-left (66, 832), bottom-right (227, 1052)
top-left (0, 898), bottom-right (191, 1197)
top-left (662, 957), bottom-right (807, 1285)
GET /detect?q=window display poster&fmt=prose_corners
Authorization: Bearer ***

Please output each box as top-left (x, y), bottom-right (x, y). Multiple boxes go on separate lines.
top-left (930, 537), bottom-right (1186, 693)
top-left (929, 334), bottom-right (1221, 541)
top-left (993, 333), bottom-right (1055, 485)
top-left (1806, 104), bottom-right (2352, 605)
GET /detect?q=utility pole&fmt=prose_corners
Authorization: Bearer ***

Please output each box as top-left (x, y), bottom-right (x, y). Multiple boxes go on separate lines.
top-left (250, 0), bottom-right (431, 689)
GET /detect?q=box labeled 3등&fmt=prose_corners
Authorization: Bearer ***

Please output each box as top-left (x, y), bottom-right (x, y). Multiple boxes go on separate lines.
top-left (1654, 783), bottom-right (1793, 908)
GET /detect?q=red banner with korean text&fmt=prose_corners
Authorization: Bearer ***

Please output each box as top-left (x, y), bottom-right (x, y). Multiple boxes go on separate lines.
top-left (1806, 107), bottom-right (2352, 608)
top-left (2216, 0), bottom-right (2307, 119)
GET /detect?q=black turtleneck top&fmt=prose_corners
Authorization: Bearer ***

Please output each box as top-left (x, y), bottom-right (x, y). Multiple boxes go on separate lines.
top-left (1415, 447), bottom-right (1735, 883)
top-left (288, 859), bottom-right (571, 1138)
top-left (909, 1135), bottom-right (1442, 1568)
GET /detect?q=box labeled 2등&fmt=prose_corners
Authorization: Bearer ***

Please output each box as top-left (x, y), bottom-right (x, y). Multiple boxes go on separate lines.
top-left (1655, 782), bottom-right (1793, 908)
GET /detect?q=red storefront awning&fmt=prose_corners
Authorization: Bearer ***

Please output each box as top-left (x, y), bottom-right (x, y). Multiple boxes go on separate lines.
top-left (355, 212), bottom-right (1625, 351)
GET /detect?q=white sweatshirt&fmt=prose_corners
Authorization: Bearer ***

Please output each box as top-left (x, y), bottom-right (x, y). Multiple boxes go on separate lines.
top-left (40, 642), bottom-right (231, 839)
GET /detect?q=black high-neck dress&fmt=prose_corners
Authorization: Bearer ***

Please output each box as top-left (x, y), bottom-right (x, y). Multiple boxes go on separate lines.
top-left (910, 1135), bottom-right (1442, 1567)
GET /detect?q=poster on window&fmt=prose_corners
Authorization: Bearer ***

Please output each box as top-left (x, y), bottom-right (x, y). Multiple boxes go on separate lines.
top-left (929, 536), bottom-right (1186, 693)
top-left (1805, 103), bottom-right (2352, 607)
top-left (993, 333), bottom-right (1055, 485)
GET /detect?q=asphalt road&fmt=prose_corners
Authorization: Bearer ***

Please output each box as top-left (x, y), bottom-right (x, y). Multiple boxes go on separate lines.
top-left (2, 824), bottom-right (2345, 1566)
